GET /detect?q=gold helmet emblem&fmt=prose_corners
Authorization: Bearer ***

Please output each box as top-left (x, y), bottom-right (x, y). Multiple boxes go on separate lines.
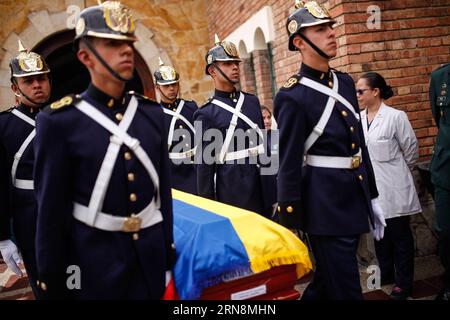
top-left (304, 1), bottom-right (331, 19)
top-left (207, 54), bottom-right (213, 65)
top-left (288, 20), bottom-right (298, 34)
top-left (222, 41), bottom-right (239, 58)
top-left (102, 1), bottom-right (135, 34)
top-left (17, 40), bottom-right (44, 73)
top-left (75, 17), bottom-right (86, 36)
top-left (160, 66), bottom-right (177, 81)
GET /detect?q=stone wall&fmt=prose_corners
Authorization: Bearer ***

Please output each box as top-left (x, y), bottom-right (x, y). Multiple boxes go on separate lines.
top-left (0, 0), bottom-right (214, 110)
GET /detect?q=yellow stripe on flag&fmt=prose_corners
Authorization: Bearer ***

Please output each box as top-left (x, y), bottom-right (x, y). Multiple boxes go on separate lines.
top-left (172, 189), bottom-right (312, 279)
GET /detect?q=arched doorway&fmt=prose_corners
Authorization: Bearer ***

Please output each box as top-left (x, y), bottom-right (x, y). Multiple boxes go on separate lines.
top-left (33, 30), bottom-right (155, 103)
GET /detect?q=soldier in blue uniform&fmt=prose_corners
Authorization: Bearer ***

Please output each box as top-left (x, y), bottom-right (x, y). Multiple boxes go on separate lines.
top-left (0, 41), bottom-right (51, 298)
top-left (429, 63), bottom-right (450, 300)
top-left (33, 1), bottom-right (175, 299)
top-left (274, 1), bottom-right (386, 299)
top-left (194, 35), bottom-right (267, 216)
top-left (154, 58), bottom-right (198, 194)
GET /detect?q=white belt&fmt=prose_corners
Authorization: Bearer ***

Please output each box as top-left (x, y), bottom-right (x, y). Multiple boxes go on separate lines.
top-left (223, 144), bottom-right (264, 162)
top-left (169, 146), bottom-right (197, 160)
top-left (305, 149), bottom-right (362, 169)
top-left (73, 201), bottom-right (163, 232)
top-left (14, 179), bottom-right (34, 189)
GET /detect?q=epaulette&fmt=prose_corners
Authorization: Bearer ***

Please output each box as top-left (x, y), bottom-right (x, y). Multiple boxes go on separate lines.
top-left (280, 74), bottom-right (301, 91)
top-left (44, 95), bottom-right (78, 114)
top-left (127, 91), bottom-right (157, 104)
top-left (201, 97), bottom-right (213, 108)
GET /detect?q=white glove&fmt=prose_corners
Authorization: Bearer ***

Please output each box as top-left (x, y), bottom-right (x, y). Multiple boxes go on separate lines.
top-left (0, 239), bottom-right (23, 277)
top-left (371, 198), bottom-right (387, 241)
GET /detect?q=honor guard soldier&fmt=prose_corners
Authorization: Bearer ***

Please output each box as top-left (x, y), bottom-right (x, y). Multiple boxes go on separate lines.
top-left (154, 58), bottom-right (198, 194)
top-left (194, 35), bottom-right (267, 216)
top-left (429, 63), bottom-right (450, 300)
top-left (33, 1), bottom-right (175, 299)
top-left (0, 41), bottom-right (52, 299)
top-left (274, 1), bottom-right (385, 300)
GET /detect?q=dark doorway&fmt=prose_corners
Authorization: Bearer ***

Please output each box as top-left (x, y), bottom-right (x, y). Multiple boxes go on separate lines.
top-left (33, 30), bottom-right (155, 104)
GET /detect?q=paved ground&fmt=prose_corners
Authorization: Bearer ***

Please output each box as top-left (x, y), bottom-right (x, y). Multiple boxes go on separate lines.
top-left (295, 254), bottom-right (445, 300)
top-left (0, 255), bottom-right (444, 300)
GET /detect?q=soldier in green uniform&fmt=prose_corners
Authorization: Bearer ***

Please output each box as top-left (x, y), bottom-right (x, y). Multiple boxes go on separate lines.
top-left (429, 63), bottom-right (450, 300)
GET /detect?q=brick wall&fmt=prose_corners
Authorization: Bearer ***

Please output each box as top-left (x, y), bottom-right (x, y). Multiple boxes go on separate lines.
top-left (207, 0), bottom-right (450, 161)
top-left (252, 49), bottom-right (274, 108)
top-left (240, 57), bottom-right (257, 95)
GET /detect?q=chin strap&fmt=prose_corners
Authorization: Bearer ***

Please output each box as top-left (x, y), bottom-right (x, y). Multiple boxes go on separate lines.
top-left (15, 86), bottom-right (50, 107)
top-left (159, 88), bottom-right (178, 104)
top-left (298, 33), bottom-right (330, 60)
top-left (83, 38), bottom-right (134, 83)
top-left (212, 63), bottom-right (239, 85)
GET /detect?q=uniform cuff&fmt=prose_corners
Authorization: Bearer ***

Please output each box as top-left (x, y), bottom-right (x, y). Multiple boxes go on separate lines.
top-left (277, 201), bottom-right (302, 229)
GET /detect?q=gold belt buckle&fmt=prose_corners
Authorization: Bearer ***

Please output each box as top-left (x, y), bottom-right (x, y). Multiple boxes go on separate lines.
top-left (351, 155), bottom-right (361, 169)
top-left (123, 214), bottom-right (142, 233)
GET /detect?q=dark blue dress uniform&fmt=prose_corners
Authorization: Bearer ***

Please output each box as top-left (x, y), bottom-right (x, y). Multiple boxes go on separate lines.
top-left (33, 84), bottom-right (175, 299)
top-left (194, 89), bottom-right (266, 216)
top-left (274, 64), bottom-right (379, 299)
top-left (161, 98), bottom-right (198, 194)
top-left (0, 104), bottom-right (40, 297)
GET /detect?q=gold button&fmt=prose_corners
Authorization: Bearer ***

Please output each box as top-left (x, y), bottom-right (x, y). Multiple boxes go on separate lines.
top-left (182, 134), bottom-right (186, 139)
top-left (341, 110), bottom-right (348, 117)
top-left (124, 152), bottom-right (132, 160)
top-left (128, 173), bottom-right (135, 182)
top-left (108, 99), bottom-right (114, 108)
top-left (40, 282), bottom-right (47, 291)
top-left (287, 206), bottom-right (294, 213)
top-left (350, 126), bottom-right (355, 133)
top-left (351, 143), bottom-right (356, 150)
top-left (185, 143), bottom-right (190, 148)
top-left (179, 125), bottom-right (183, 129)
top-left (171, 243), bottom-right (176, 250)
top-left (133, 233), bottom-right (139, 241)
top-left (277, 206), bottom-right (281, 213)
top-left (358, 175), bottom-right (364, 181)
top-left (130, 193), bottom-right (137, 202)
top-left (36, 280), bottom-right (40, 286)
top-left (328, 81), bottom-right (333, 88)
top-left (115, 113), bottom-right (123, 121)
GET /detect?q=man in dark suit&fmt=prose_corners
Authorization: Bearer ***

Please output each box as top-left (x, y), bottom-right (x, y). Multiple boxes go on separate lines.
top-left (33, 1), bottom-right (175, 299)
top-left (194, 35), bottom-right (267, 216)
top-left (429, 63), bottom-right (450, 300)
top-left (274, 0), bottom-right (385, 299)
top-left (154, 58), bottom-right (198, 194)
top-left (0, 40), bottom-right (51, 298)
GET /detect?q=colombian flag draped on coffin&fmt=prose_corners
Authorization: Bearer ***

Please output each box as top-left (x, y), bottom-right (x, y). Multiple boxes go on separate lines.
top-left (171, 190), bottom-right (312, 300)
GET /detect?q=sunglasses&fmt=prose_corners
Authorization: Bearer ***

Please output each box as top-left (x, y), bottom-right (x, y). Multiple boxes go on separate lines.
top-left (356, 88), bottom-right (371, 95)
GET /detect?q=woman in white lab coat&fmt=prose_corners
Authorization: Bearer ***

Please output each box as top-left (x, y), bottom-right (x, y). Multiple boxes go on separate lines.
top-left (357, 72), bottom-right (421, 300)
